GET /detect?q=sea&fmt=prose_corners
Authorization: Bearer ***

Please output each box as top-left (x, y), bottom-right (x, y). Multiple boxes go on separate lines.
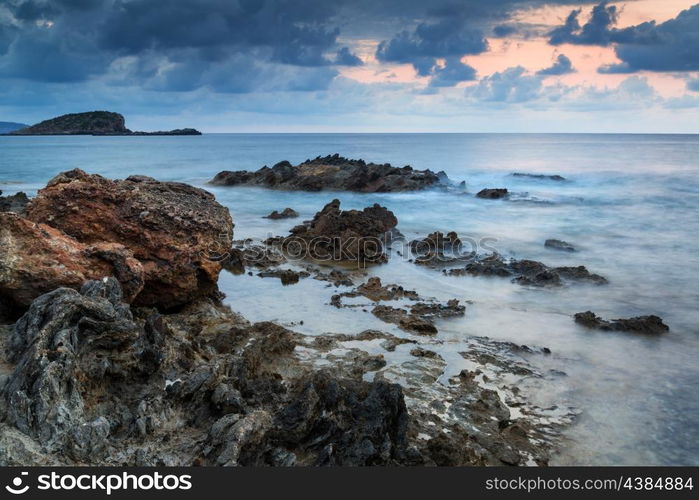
top-left (1, 133), bottom-right (698, 465)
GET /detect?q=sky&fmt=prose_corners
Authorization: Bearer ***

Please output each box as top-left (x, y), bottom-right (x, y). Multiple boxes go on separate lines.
top-left (0, 0), bottom-right (698, 133)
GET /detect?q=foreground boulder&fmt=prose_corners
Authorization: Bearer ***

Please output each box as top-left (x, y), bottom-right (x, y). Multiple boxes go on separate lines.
top-left (24, 169), bottom-right (233, 309)
top-left (574, 311), bottom-right (669, 334)
top-left (282, 199), bottom-right (398, 266)
top-left (210, 154), bottom-right (448, 192)
top-left (0, 213), bottom-right (144, 313)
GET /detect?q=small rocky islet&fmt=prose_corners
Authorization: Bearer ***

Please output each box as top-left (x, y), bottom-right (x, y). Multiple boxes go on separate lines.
top-left (0, 158), bottom-right (668, 466)
top-left (4, 111), bottom-right (201, 136)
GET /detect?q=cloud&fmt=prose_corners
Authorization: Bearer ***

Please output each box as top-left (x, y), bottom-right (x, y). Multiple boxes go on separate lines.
top-left (375, 17), bottom-right (487, 76)
top-left (429, 57), bottom-right (477, 87)
top-left (537, 54), bottom-right (575, 75)
top-left (549, 1), bottom-right (699, 73)
top-left (335, 47), bottom-right (363, 66)
top-left (688, 77), bottom-right (699, 92)
top-left (467, 66), bottom-right (543, 103)
top-left (600, 5), bottom-right (699, 73)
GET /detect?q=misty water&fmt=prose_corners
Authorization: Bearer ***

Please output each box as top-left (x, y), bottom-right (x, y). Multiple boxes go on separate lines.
top-left (1, 133), bottom-right (698, 465)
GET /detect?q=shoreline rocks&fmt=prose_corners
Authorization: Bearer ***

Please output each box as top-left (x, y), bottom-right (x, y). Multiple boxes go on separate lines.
top-left (0, 279), bottom-right (569, 466)
top-left (574, 311), bottom-right (669, 334)
top-left (210, 154), bottom-right (449, 192)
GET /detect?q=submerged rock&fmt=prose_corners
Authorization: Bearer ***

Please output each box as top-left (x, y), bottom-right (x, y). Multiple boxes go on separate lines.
top-left (545, 239), bottom-right (576, 252)
top-left (574, 311), bottom-right (669, 334)
top-left (282, 199), bottom-right (398, 266)
top-left (210, 154), bottom-right (448, 192)
top-left (476, 188), bottom-right (508, 199)
top-left (24, 169), bottom-right (233, 309)
top-left (511, 173), bottom-right (566, 182)
top-left (263, 208), bottom-right (299, 220)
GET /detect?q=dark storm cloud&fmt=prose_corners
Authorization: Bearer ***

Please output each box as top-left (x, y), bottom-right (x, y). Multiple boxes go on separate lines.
top-left (375, 17), bottom-right (488, 75)
top-left (537, 54), bottom-right (575, 75)
top-left (429, 56), bottom-right (477, 87)
top-left (548, 1), bottom-right (699, 73)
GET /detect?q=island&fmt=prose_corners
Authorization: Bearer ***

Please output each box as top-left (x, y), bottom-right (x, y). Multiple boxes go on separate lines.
top-left (5, 111), bottom-right (201, 136)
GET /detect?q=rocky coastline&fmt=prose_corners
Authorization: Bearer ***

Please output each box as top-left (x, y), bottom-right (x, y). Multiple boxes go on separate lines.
top-left (0, 167), bottom-right (666, 466)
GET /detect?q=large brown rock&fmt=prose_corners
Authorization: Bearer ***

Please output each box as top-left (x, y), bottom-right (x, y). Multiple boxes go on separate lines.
top-left (0, 213), bottom-right (144, 312)
top-left (22, 169), bottom-right (233, 309)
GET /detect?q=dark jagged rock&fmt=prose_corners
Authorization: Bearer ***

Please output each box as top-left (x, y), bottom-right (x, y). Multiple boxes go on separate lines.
top-left (445, 255), bottom-right (607, 287)
top-left (574, 311), bottom-right (669, 334)
top-left (210, 154), bottom-right (449, 192)
top-left (476, 188), bottom-right (508, 199)
top-left (545, 239), bottom-right (576, 252)
top-left (263, 208), bottom-right (299, 220)
top-left (24, 169), bottom-right (233, 309)
top-left (511, 173), bottom-right (566, 181)
top-left (409, 231), bottom-right (474, 267)
top-left (282, 199), bottom-right (397, 266)
top-left (0, 191), bottom-right (29, 215)
top-left (8, 111), bottom-right (201, 136)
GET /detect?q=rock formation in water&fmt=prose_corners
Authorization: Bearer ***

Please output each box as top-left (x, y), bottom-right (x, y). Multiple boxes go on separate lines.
top-left (263, 208), bottom-right (299, 219)
top-left (545, 239), bottom-right (576, 252)
top-left (574, 311), bottom-right (669, 334)
top-left (476, 188), bottom-right (509, 199)
top-left (511, 173), bottom-right (566, 181)
top-left (210, 154), bottom-right (449, 192)
top-left (0, 169), bottom-right (232, 311)
top-left (282, 199), bottom-right (398, 265)
top-left (8, 111), bottom-right (201, 136)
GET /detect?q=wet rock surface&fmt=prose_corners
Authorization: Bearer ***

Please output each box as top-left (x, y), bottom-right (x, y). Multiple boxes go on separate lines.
top-left (24, 169), bottom-right (233, 309)
top-left (574, 311), bottom-right (669, 334)
top-left (210, 154), bottom-right (448, 192)
top-left (476, 188), bottom-right (509, 199)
